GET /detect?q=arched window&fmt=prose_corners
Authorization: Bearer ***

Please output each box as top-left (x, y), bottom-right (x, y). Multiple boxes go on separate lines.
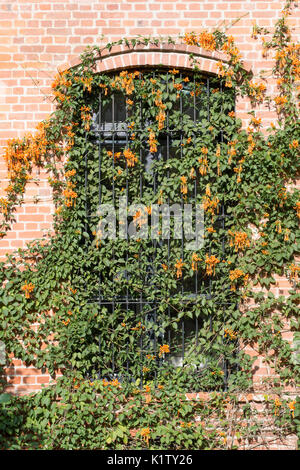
top-left (82, 68), bottom-right (236, 390)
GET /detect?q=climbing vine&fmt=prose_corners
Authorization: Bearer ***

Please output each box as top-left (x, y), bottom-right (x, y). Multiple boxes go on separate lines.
top-left (0, 0), bottom-right (299, 450)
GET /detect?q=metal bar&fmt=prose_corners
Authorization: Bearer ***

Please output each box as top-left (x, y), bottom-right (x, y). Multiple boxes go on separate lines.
top-left (86, 69), bottom-right (236, 390)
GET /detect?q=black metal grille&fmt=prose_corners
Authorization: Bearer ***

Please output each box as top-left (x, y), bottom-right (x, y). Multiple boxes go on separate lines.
top-left (83, 69), bottom-right (236, 390)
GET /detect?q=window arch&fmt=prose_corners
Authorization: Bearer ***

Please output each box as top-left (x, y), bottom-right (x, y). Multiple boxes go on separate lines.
top-left (81, 66), bottom-right (236, 390)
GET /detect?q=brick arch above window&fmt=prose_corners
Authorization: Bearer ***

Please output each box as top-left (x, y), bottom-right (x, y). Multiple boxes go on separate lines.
top-left (68, 43), bottom-right (251, 76)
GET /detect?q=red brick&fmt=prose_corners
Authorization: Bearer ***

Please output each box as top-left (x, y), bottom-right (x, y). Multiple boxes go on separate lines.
top-left (0, 5), bottom-right (298, 449)
top-left (22, 377), bottom-right (36, 384)
top-left (37, 376), bottom-right (50, 384)
top-left (16, 368), bottom-right (41, 376)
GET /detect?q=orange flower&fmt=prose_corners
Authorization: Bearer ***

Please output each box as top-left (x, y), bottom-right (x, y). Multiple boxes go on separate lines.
top-left (107, 150), bottom-right (121, 161)
top-left (288, 400), bottom-right (296, 418)
top-left (180, 176), bottom-right (188, 195)
top-left (133, 209), bottom-right (147, 228)
top-left (173, 82), bottom-right (183, 92)
top-left (229, 269), bottom-right (244, 281)
top-left (81, 76), bottom-right (93, 92)
top-left (294, 201), bottom-right (300, 219)
top-left (229, 269), bottom-right (248, 291)
top-left (80, 106), bottom-right (91, 131)
top-left (140, 428), bottom-right (151, 445)
top-left (65, 169), bottom-right (76, 179)
top-left (284, 228), bottom-right (290, 241)
top-left (148, 129), bottom-right (158, 153)
top-left (99, 83), bottom-right (108, 95)
top-left (275, 220), bottom-right (282, 234)
top-left (274, 96), bottom-right (288, 107)
top-left (169, 68), bottom-right (179, 75)
top-left (228, 230), bottom-right (250, 251)
top-left (159, 344), bottom-right (170, 356)
top-left (216, 145), bottom-right (221, 176)
top-left (156, 109), bottom-right (166, 130)
top-left (227, 143), bottom-right (237, 164)
top-left (205, 255), bottom-right (220, 276)
top-left (289, 263), bottom-right (300, 281)
top-left (145, 394), bottom-right (151, 404)
top-left (289, 140), bottom-right (298, 149)
top-left (21, 281), bottom-right (35, 299)
top-left (111, 378), bottom-right (121, 387)
top-left (0, 198), bottom-right (9, 215)
top-left (183, 32), bottom-right (198, 46)
top-left (175, 258), bottom-right (184, 278)
top-left (146, 354), bottom-right (156, 360)
top-left (63, 187), bottom-right (78, 207)
top-left (123, 148), bottom-right (138, 167)
top-left (248, 81), bottom-right (266, 101)
top-left (224, 328), bottom-right (237, 340)
top-left (191, 253), bottom-right (201, 271)
top-left (278, 187), bottom-right (287, 206)
top-left (198, 157), bottom-right (208, 176)
top-left (189, 167), bottom-right (196, 179)
top-left (198, 147), bottom-right (209, 175)
top-left (112, 70), bottom-right (139, 95)
top-left (203, 195), bottom-right (219, 217)
top-left (251, 116), bottom-right (262, 126)
top-left (274, 397), bottom-right (282, 416)
top-left (198, 31), bottom-right (216, 51)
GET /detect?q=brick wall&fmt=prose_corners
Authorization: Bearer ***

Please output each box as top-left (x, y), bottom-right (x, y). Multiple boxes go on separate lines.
top-left (2, 0), bottom-right (298, 259)
top-left (0, 0), bottom-right (299, 437)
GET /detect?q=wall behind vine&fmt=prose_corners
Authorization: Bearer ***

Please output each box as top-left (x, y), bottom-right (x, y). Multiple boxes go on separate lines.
top-left (0, 0), bottom-right (298, 424)
top-left (0, 0), bottom-right (298, 250)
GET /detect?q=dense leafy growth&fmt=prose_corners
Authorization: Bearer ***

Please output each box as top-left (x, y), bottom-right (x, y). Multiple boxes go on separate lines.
top-left (0, 0), bottom-right (299, 449)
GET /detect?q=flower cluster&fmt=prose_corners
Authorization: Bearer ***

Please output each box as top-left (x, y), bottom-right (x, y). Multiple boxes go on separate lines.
top-left (80, 106), bottom-right (91, 131)
top-left (123, 148), bottom-right (138, 167)
top-left (229, 269), bottom-right (249, 291)
top-left (159, 344), bottom-right (170, 356)
top-left (205, 255), bottom-right (220, 276)
top-left (148, 128), bottom-right (158, 153)
top-left (153, 88), bottom-right (166, 129)
top-left (203, 195), bottom-right (220, 218)
top-left (198, 147), bottom-right (209, 175)
top-left (21, 281), bottom-right (35, 299)
top-left (175, 259), bottom-right (184, 279)
top-left (191, 253), bottom-right (201, 272)
top-left (228, 231), bottom-right (250, 252)
top-left (180, 176), bottom-right (188, 195)
top-left (183, 31), bottom-right (216, 51)
top-left (111, 70), bottom-right (139, 95)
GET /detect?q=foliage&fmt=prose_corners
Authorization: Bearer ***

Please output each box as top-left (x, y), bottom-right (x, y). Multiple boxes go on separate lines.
top-left (0, 376), bottom-right (297, 450)
top-left (0, 0), bottom-right (299, 450)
